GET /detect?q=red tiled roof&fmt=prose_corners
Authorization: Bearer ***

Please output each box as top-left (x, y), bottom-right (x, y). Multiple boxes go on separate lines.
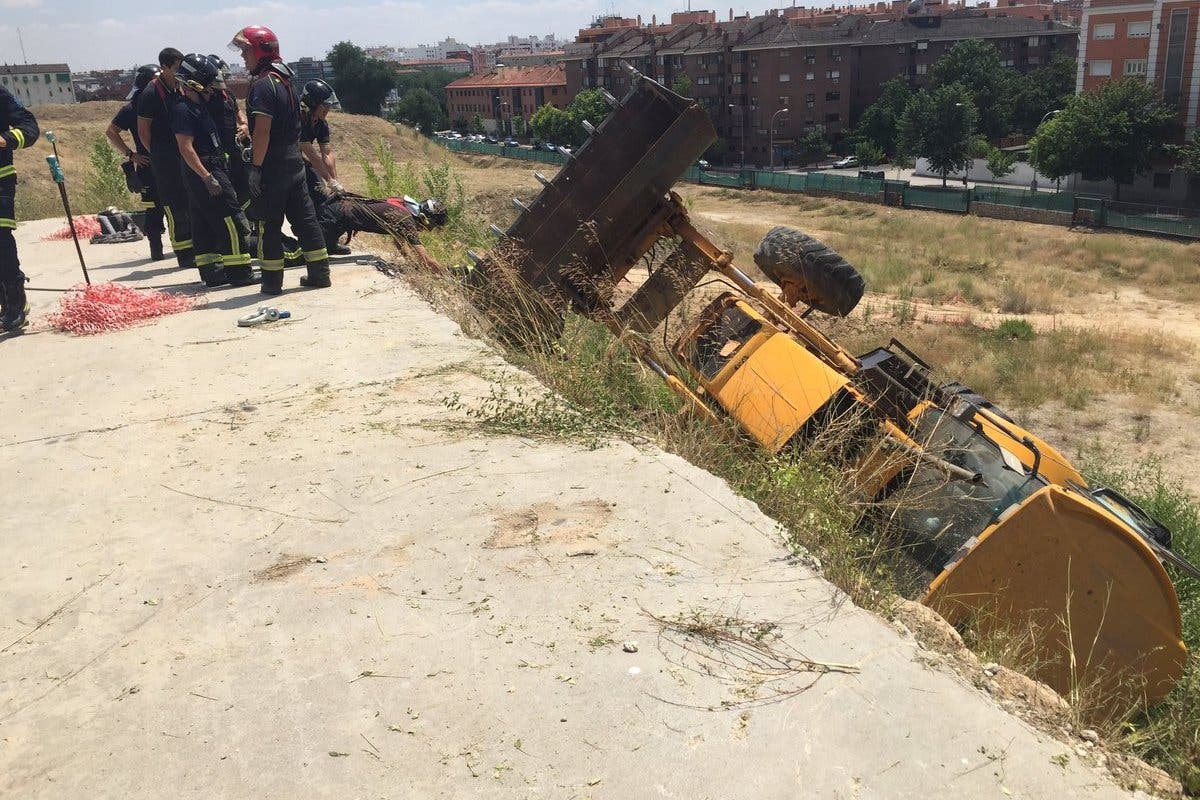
top-left (447, 65), bottom-right (566, 89)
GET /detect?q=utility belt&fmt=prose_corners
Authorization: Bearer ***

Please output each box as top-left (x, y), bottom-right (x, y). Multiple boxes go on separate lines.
top-left (200, 152), bottom-right (229, 170)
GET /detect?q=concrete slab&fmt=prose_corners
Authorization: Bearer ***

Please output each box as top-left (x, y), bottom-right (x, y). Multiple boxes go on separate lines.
top-left (1, 220), bottom-right (1139, 799)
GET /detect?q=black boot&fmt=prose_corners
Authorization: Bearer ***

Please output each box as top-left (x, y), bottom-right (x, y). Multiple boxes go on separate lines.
top-left (224, 264), bottom-right (256, 287)
top-left (0, 275), bottom-right (29, 332)
top-left (329, 242), bottom-right (351, 256)
top-left (198, 264), bottom-right (229, 287)
top-left (299, 260), bottom-right (331, 289)
top-left (149, 235), bottom-right (164, 261)
top-left (260, 268), bottom-right (284, 296)
top-left (177, 249), bottom-right (196, 271)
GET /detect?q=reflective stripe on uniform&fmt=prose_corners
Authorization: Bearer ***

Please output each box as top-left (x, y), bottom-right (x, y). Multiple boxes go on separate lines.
top-left (0, 218), bottom-right (15, 229)
top-left (194, 252), bottom-right (221, 267)
top-left (222, 253), bottom-right (252, 267)
top-left (260, 259), bottom-right (286, 271)
top-left (140, 200), bottom-right (157, 210)
top-left (0, 165), bottom-right (15, 179)
top-left (284, 247), bottom-right (302, 261)
top-left (11, 128), bottom-right (25, 149)
top-left (224, 217), bottom-right (242, 257)
top-left (163, 206), bottom-right (193, 250)
top-left (302, 247), bottom-right (329, 262)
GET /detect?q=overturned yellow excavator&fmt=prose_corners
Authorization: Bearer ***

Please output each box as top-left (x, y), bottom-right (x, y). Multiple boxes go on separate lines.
top-left (457, 65), bottom-right (1198, 706)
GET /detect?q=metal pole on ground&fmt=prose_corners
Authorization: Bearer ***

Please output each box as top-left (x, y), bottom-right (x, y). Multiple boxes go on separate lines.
top-left (43, 131), bottom-right (91, 285)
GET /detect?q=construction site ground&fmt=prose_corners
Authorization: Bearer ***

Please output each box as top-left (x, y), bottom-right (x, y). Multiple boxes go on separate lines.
top-left (0, 219), bottom-right (1168, 799)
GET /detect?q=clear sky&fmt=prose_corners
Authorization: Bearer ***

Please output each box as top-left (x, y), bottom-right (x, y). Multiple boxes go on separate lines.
top-left (0, 0), bottom-right (763, 71)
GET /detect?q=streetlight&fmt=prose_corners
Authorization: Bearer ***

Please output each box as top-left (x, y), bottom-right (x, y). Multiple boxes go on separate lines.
top-left (728, 103), bottom-right (746, 170)
top-left (1038, 109), bottom-right (1062, 127)
top-left (769, 107), bottom-right (789, 171)
top-left (495, 96), bottom-right (511, 137)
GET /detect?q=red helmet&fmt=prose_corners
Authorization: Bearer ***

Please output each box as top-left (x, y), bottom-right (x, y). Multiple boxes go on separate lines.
top-left (230, 25), bottom-right (280, 69)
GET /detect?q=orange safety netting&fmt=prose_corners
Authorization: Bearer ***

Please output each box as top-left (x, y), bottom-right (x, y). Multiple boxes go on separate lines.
top-left (41, 216), bottom-right (103, 242)
top-left (47, 282), bottom-right (197, 336)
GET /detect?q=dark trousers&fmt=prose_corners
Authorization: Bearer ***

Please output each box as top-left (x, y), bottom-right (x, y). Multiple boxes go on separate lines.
top-left (135, 163), bottom-right (165, 239)
top-left (181, 156), bottom-right (250, 273)
top-left (249, 146), bottom-right (327, 273)
top-left (0, 180), bottom-right (20, 287)
top-left (224, 142), bottom-right (250, 208)
top-left (150, 148), bottom-right (193, 268)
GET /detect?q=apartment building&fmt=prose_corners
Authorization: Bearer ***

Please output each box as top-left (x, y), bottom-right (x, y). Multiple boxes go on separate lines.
top-left (1078, 0), bottom-right (1200, 132)
top-left (445, 65), bottom-right (568, 132)
top-left (0, 63), bottom-right (76, 105)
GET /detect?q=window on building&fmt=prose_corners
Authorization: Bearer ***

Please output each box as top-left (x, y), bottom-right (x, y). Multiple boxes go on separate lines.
top-left (1153, 172), bottom-right (1172, 189)
top-left (779, 73), bottom-right (790, 82)
top-left (1003, 59), bottom-right (1016, 67)
top-left (752, 75), bottom-right (759, 83)
top-left (750, 55), bottom-right (759, 68)
top-left (825, 112), bottom-right (841, 123)
top-left (897, 45), bottom-right (907, 54)
top-left (1128, 21), bottom-right (1151, 38)
top-left (1089, 59), bottom-right (1112, 77)
top-left (1124, 58), bottom-right (1148, 75)
top-left (825, 70), bottom-right (840, 80)
top-left (750, 96), bottom-right (759, 109)
top-left (733, 73), bottom-right (744, 83)
top-left (779, 50), bottom-right (790, 58)
top-left (825, 90), bottom-right (840, 101)
top-left (805, 92), bottom-right (815, 108)
top-left (916, 63), bottom-right (928, 75)
top-left (1163, 8), bottom-right (1190, 106)
top-left (806, 53), bottom-right (816, 64)
top-left (1028, 55), bottom-right (1041, 65)
top-left (1092, 24), bottom-right (1114, 40)
top-left (829, 48), bottom-right (841, 62)
top-left (1027, 35), bottom-right (1041, 46)
top-left (780, 96), bottom-right (790, 107)
top-left (806, 72), bottom-right (814, 81)
top-left (917, 41), bottom-right (928, 50)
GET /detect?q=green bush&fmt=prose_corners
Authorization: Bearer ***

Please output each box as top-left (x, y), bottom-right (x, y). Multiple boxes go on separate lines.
top-left (84, 133), bottom-right (130, 212)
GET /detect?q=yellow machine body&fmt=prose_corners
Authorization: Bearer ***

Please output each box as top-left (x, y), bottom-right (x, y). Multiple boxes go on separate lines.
top-left (925, 484), bottom-right (1186, 705)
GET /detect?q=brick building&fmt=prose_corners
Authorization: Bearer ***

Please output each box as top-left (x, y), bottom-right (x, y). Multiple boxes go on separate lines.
top-left (562, 10), bottom-right (1078, 165)
top-left (445, 65), bottom-right (568, 132)
top-left (1077, 0), bottom-right (1200, 132)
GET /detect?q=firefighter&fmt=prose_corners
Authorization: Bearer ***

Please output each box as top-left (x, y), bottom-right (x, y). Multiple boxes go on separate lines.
top-left (299, 79), bottom-right (350, 255)
top-left (172, 54), bottom-right (255, 287)
top-left (0, 85), bottom-right (39, 332)
top-left (230, 25), bottom-right (330, 296)
top-left (207, 55), bottom-right (250, 205)
top-left (137, 47), bottom-right (195, 272)
top-left (106, 64), bottom-right (166, 261)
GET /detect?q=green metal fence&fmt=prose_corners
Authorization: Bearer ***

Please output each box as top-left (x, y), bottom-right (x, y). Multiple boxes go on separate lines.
top-left (435, 138), bottom-right (1200, 241)
top-left (903, 185), bottom-right (970, 213)
top-left (805, 172), bottom-right (884, 196)
top-left (1105, 211), bottom-right (1200, 239)
top-left (971, 186), bottom-right (1075, 213)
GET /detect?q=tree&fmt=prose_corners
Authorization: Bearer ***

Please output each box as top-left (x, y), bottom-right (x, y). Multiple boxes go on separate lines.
top-left (929, 39), bottom-right (1014, 139)
top-left (854, 140), bottom-right (885, 167)
top-left (671, 73), bottom-right (694, 98)
top-left (513, 116), bottom-right (526, 138)
top-left (799, 129), bottom-right (830, 165)
top-left (1175, 130), bottom-right (1200, 203)
top-left (395, 88), bottom-right (444, 136)
top-left (898, 85), bottom-right (978, 187)
top-left (565, 89), bottom-right (612, 145)
top-left (984, 146), bottom-right (1017, 184)
top-left (852, 76), bottom-right (913, 155)
top-left (471, 113), bottom-right (485, 135)
top-left (1009, 55), bottom-right (1075, 135)
top-left (327, 42), bottom-right (397, 116)
top-left (1029, 78), bottom-right (1176, 199)
top-left (529, 104), bottom-right (574, 143)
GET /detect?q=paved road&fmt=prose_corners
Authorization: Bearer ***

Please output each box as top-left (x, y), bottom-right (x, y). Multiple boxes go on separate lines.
top-left (0, 220), bottom-right (1142, 799)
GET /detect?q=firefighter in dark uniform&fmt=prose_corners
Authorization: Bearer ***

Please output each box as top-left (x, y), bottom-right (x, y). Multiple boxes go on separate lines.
top-left (106, 64), bottom-right (166, 261)
top-left (206, 56), bottom-right (250, 205)
top-left (230, 24), bottom-right (330, 296)
top-left (299, 79), bottom-right (350, 255)
top-left (0, 85), bottom-right (39, 332)
top-left (137, 47), bottom-right (195, 271)
top-left (173, 54), bottom-right (255, 288)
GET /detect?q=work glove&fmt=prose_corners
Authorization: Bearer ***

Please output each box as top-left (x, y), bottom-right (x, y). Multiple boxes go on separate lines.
top-left (326, 178), bottom-right (345, 196)
top-left (205, 174), bottom-right (222, 197)
top-left (249, 166), bottom-right (263, 199)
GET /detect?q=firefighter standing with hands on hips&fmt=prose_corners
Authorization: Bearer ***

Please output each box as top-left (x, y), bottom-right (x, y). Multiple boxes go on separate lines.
top-left (172, 53), bottom-right (255, 287)
top-left (0, 84), bottom-right (38, 332)
top-left (231, 25), bottom-right (330, 295)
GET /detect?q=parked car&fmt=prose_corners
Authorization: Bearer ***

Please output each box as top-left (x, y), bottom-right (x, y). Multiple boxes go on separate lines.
top-left (540, 141), bottom-right (559, 151)
top-left (696, 159), bottom-right (711, 170)
top-left (832, 155), bottom-right (859, 169)
top-left (486, 135), bottom-right (499, 144)
top-left (504, 138), bottom-right (519, 147)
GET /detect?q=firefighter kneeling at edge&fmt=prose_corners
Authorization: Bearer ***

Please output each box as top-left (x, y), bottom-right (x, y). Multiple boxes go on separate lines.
top-left (232, 24), bottom-right (330, 296)
top-left (172, 54), bottom-right (255, 287)
top-left (0, 84), bottom-right (39, 332)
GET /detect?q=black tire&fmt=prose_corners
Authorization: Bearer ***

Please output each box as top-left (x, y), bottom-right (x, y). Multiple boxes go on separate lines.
top-left (753, 226), bottom-right (865, 316)
top-left (940, 381), bottom-right (1016, 424)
